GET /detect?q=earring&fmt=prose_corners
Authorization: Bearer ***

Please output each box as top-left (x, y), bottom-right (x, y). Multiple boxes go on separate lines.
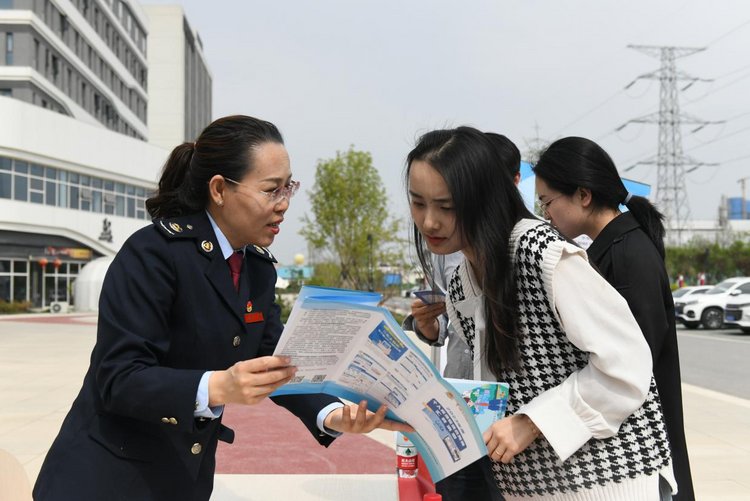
top-left (218, 199), bottom-right (224, 206)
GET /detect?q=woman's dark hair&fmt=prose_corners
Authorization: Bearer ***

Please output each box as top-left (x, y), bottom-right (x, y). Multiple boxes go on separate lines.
top-left (405, 127), bottom-right (534, 374)
top-left (485, 132), bottom-right (521, 179)
top-left (146, 115), bottom-right (284, 219)
top-left (533, 136), bottom-right (666, 258)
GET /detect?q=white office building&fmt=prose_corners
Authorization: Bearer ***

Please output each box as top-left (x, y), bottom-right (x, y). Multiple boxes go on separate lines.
top-left (0, 0), bottom-right (212, 310)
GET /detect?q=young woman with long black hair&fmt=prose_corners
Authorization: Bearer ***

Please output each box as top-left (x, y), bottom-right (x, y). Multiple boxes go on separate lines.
top-left (533, 136), bottom-right (693, 501)
top-left (406, 126), bottom-right (674, 500)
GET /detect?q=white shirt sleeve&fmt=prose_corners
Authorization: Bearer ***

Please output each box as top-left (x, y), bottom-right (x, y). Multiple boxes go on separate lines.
top-left (516, 247), bottom-right (653, 463)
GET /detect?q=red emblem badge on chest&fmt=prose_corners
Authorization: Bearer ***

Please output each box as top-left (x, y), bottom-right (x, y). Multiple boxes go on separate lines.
top-left (245, 312), bottom-right (264, 323)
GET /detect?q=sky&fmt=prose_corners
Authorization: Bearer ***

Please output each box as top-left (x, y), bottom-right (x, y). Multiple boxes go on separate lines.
top-left (140, 0), bottom-right (750, 265)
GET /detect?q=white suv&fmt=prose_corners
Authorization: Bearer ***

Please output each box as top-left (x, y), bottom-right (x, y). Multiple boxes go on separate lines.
top-left (724, 293), bottom-right (750, 334)
top-left (680, 277), bottom-right (750, 330)
top-left (673, 285), bottom-right (713, 324)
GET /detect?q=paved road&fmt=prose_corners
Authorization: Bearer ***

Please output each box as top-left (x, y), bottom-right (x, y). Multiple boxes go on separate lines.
top-left (677, 325), bottom-right (750, 399)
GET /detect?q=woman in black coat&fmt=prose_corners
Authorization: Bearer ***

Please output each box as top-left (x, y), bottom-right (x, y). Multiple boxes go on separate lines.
top-left (533, 136), bottom-right (694, 501)
top-left (33, 115), bottom-right (410, 501)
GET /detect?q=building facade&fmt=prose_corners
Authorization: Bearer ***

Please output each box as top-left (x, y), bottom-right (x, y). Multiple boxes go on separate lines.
top-left (143, 4), bottom-right (211, 150)
top-left (0, 0), bottom-right (212, 310)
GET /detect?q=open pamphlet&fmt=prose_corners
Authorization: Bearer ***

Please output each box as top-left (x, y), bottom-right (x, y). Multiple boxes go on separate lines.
top-left (271, 286), bottom-right (488, 482)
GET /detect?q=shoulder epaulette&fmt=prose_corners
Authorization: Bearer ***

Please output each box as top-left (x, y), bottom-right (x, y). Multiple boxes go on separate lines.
top-left (248, 244), bottom-right (277, 263)
top-left (153, 217), bottom-right (195, 239)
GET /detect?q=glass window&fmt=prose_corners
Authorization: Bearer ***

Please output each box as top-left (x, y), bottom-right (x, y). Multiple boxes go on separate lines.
top-left (115, 182), bottom-right (124, 193)
top-left (105, 204), bottom-right (114, 215)
top-left (58, 182), bottom-right (67, 207)
top-left (126, 184), bottom-right (135, 195)
top-left (69, 172), bottom-right (79, 184)
top-left (81, 175), bottom-right (90, 186)
top-left (31, 164), bottom-right (44, 177)
top-left (70, 186), bottom-right (79, 209)
top-left (13, 160), bottom-right (27, 173)
top-left (0, 276), bottom-right (9, 303)
top-left (0, 172), bottom-right (10, 199)
top-left (14, 175), bottom-right (27, 201)
top-left (14, 261), bottom-right (27, 273)
top-left (30, 191), bottom-right (44, 204)
top-left (0, 157), bottom-right (10, 171)
top-left (45, 166), bottom-right (57, 179)
top-left (127, 197), bottom-right (135, 217)
top-left (81, 200), bottom-right (90, 211)
top-left (104, 180), bottom-right (114, 191)
top-left (45, 276), bottom-right (56, 303)
top-left (115, 195), bottom-right (124, 215)
top-left (0, 260), bottom-right (9, 273)
top-left (46, 181), bottom-right (56, 205)
top-left (58, 170), bottom-right (67, 182)
top-left (136, 187), bottom-right (144, 197)
top-left (92, 177), bottom-right (102, 189)
top-left (5, 33), bottom-right (12, 66)
top-left (30, 178), bottom-right (43, 190)
top-left (92, 191), bottom-right (102, 212)
top-left (13, 276), bottom-right (27, 302)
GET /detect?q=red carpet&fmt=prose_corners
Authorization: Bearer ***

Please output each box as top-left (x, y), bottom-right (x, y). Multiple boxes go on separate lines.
top-left (215, 399), bottom-right (396, 474)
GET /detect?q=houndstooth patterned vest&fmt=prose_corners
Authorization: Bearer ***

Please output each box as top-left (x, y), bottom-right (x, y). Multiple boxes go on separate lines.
top-left (448, 220), bottom-right (672, 498)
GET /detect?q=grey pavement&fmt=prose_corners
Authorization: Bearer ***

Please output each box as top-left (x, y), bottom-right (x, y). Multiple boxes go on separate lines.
top-left (1, 314), bottom-right (749, 500)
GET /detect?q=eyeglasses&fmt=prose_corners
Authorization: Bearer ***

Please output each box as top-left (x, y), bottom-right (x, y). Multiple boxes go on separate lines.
top-left (537, 193), bottom-right (565, 218)
top-left (224, 178), bottom-right (300, 203)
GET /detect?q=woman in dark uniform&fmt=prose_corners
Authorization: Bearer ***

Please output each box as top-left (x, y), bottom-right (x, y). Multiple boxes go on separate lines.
top-left (34, 115), bottom-right (410, 501)
top-left (533, 136), bottom-right (694, 501)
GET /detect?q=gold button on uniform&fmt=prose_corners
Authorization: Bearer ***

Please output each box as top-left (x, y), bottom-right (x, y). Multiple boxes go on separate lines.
top-left (232, 335), bottom-right (241, 347)
top-left (169, 417), bottom-right (178, 425)
top-left (191, 443), bottom-right (202, 455)
top-left (161, 417), bottom-right (170, 423)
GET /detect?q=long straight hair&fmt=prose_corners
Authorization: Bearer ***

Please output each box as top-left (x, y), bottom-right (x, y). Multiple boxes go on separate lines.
top-left (146, 115), bottom-right (284, 219)
top-left (533, 136), bottom-right (666, 258)
top-left (405, 127), bottom-right (534, 374)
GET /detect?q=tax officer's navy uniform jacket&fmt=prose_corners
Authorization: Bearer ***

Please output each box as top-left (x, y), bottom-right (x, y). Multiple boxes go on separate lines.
top-left (34, 211), bottom-right (338, 501)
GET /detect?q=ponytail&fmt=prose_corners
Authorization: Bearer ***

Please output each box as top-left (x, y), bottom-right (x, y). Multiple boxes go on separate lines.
top-left (146, 142), bottom-right (205, 219)
top-left (624, 195), bottom-right (666, 259)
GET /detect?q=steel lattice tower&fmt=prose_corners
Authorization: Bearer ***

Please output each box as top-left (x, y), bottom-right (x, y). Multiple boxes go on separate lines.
top-left (624, 45), bottom-right (712, 246)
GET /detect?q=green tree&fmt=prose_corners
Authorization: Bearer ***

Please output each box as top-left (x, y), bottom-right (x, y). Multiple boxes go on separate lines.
top-left (300, 146), bottom-right (404, 292)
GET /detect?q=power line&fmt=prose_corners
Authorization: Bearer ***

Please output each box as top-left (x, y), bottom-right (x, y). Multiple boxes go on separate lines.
top-left (705, 19), bottom-right (750, 47)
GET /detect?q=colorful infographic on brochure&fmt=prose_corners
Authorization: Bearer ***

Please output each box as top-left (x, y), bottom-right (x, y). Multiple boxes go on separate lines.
top-left (444, 379), bottom-right (509, 433)
top-left (272, 286), bottom-right (487, 482)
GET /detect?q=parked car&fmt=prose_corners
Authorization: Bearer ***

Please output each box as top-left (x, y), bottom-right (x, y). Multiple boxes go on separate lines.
top-left (673, 285), bottom-right (713, 322)
top-left (724, 293), bottom-right (750, 334)
top-left (672, 285), bottom-right (713, 301)
top-left (680, 277), bottom-right (750, 329)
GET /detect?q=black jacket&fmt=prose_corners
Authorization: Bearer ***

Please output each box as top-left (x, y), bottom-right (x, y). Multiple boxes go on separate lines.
top-left (588, 211), bottom-right (694, 501)
top-left (34, 212), bottom-right (338, 501)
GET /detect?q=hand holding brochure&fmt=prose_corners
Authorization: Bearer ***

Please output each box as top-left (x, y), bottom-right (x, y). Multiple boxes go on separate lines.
top-left (271, 286), bottom-right (487, 482)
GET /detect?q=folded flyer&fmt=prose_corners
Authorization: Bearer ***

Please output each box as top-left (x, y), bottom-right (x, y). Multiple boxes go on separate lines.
top-left (444, 379), bottom-right (509, 433)
top-left (272, 286), bottom-right (487, 482)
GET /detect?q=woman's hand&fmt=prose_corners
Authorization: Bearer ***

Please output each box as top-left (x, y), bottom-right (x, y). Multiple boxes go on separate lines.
top-left (410, 299), bottom-right (446, 341)
top-left (209, 356), bottom-right (296, 406)
top-left (484, 414), bottom-right (541, 464)
top-left (324, 400), bottom-right (415, 434)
